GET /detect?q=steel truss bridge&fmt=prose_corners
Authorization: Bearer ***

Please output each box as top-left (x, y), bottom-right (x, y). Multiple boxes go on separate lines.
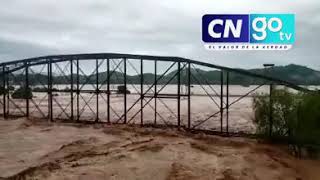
top-left (0, 53), bottom-right (312, 135)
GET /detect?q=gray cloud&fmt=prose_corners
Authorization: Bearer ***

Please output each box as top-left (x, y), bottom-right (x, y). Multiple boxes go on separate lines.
top-left (0, 0), bottom-right (319, 70)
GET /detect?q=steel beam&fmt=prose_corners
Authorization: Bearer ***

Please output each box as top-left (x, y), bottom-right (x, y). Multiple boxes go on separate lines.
top-left (25, 62), bottom-right (29, 118)
top-left (140, 59), bottom-right (143, 126)
top-left (177, 62), bottom-right (181, 127)
top-left (107, 59), bottom-right (110, 124)
top-left (187, 62), bottom-right (191, 129)
top-left (6, 67), bottom-right (9, 116)
top-left (96, 59), bottom-right (99, 122)
top-left (47, 61), bottom-right (50, 119)
top-left (3, 65), bottom-right (6, 118)
top-left (107, 59), bottom-right (111, 124)
top-left (49, 59), bottom-right (53, 122)
top-left (70, 59), bottom-right (74, 121)
top-left (124, 58), bottom-right (127, 124)
top-left (154, 60), bottom-right (157, 125)
top-left (76, 59), bottom-right (79, 122)
top-left (220, 70), bottom-right (224, 132)
top-left (226, 71), bottom-right (229, 134)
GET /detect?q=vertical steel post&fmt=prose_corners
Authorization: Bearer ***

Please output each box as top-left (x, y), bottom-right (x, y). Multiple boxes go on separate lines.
top-left (6, 67), bottom-right (9, 116)
top-left (47, 61), bottom-right (50, 120)
top-left (3, 65), bottom-right (6, 118)
top-left (226, 71), bottom-right (229, 135)
top-left (76, 59), bottom-right (79, 122)
top-left (70, 60), bottom-right (74, 121)
top-left (49, 59), bottom-right (53, 122)
top-left (269, 83), bottom-right (273, 137)
top-left (154, 60), bottom-right (157, 125)
top-left (140, 59), bottom-right (143, 126)
top-left (107, 59), bottom-right (110, 124)
top-left (96, 59), bottom-right (99, 122)
top-left (124, 58), bottom-right (127, 124)
top-left (25, 62), bottom-right (29, 118)
top-left (177, 62), bottom-right (181, 127)
top-left (220, 70), bottom-right (224, 132)
top-left (187, 62), bottom-right (191, 129)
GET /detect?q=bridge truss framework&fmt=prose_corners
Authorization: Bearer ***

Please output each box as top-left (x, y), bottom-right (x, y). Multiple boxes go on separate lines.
top-left (0, 53), bottom-right (311, 136)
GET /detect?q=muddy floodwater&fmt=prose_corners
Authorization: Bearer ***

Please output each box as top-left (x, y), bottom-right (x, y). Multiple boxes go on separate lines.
top-left (1, 85), bottom-right (320, 179)
top-left (2, 85), bottom-right (318, 134)
top-left (0, 118), bottom-right (320, 179)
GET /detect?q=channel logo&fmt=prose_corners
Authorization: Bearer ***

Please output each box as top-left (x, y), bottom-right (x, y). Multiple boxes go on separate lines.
top-left (202, 14), bottom-right (295, 50)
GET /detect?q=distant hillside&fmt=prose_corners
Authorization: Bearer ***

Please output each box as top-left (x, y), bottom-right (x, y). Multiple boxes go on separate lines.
top-left (6, 64), bottom-right (320, 85)
top-left (248, 64), bottom-right (320, 85)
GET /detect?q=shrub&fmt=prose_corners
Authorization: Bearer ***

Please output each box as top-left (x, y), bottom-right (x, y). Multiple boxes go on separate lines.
top-left (0, 86), bottom-right (7, 95)
top-left (8, 86), bottom-right (15, 91)
top-left (295, 93), bottom-right (320, 145)
top-left (11, 87), bottom-right (33, 99)
top-left (253, 88), bottom-right (320, 157)
top-left (0, 86), bottom-right (14, 95)
top-left (253, 89), bottom-right (299, 138)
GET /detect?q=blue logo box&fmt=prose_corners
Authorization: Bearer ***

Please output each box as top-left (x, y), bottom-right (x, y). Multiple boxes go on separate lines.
top-left (202, 14), bottom-right (295, 44)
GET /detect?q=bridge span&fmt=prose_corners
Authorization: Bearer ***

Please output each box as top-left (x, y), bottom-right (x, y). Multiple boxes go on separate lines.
top-left (0, 53), bottom-right (312, 135)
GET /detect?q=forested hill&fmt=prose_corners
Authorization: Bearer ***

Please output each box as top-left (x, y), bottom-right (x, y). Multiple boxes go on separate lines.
top-left (245, 64), bottom-right (320, 85)
top-left (9, 64), bottom-right (320, 85)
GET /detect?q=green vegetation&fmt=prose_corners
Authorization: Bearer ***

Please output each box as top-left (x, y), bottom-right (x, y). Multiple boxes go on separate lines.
top-left (295, 93), bottom-right (320, 157)
top-left (253, 89), bottom-right (298, 138)
top-left (253, 89), bottom-right (320, 157)
top-left (0, 86), bottom-right (7, 95)
top-left (0, 86), bottom-right (15, 95)
top-left (8, 86), bottom-right (15, 91)
top-left (11, 87), bottom-right (33, 99)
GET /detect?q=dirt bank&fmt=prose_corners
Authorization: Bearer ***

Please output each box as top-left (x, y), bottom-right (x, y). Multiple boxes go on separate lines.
top-left (0, 118), bottom-right (319, 180)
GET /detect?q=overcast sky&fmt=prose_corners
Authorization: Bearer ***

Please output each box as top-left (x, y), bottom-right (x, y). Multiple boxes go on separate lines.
top-left (0, 0), bottom-right (319, 70)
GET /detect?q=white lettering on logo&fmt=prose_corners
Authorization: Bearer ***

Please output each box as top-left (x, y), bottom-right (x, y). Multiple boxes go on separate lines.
top-left (208, 19), bottom-right (243, 38)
